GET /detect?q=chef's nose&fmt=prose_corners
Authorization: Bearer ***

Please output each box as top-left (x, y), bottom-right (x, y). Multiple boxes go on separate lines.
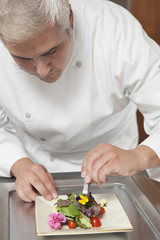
top-left (35, 58), bottom-right (51, 77)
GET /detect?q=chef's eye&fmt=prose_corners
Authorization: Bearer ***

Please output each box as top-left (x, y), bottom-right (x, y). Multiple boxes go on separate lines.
top-left (49, 48), bottom-right (57, 55)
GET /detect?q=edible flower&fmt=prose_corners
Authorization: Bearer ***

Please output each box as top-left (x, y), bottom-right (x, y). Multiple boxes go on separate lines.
top-left (48, 212), bottom-right (66, 230)
top-left (78, 195), bottom-right (89, 205)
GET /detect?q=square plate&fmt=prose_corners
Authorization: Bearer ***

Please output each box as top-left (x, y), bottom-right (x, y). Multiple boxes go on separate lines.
top-left (35, 193), bottom-right (133, 236)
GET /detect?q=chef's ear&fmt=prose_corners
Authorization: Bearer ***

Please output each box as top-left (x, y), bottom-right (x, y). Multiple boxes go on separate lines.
top-left (69, 4), bottom-right (74, 29)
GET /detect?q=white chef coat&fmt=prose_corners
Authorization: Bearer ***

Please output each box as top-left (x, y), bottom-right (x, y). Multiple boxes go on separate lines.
top-left (0, 0), bottom-right (160, 180)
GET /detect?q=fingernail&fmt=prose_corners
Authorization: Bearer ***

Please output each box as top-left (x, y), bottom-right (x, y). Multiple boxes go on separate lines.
top-left (52, 193), bottom-right (58, 199)
top-left (85, 175), bottom-right (91, 183)
top-left (46, 195), bottom-right (53, 201)
top-left (81, 171), bottom-right (85, 178)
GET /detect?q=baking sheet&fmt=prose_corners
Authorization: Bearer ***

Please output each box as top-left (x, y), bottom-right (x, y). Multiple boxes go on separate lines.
top-left (35, 193), bottom-right (133, 236)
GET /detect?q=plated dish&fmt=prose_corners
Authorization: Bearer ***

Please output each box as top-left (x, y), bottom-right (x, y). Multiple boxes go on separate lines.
top-left (35, 193), bottom-right (133, 236)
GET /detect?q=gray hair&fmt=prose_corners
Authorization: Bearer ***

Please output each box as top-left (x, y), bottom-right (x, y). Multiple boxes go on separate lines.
top-left (0, 0), bottom-right (70, 43)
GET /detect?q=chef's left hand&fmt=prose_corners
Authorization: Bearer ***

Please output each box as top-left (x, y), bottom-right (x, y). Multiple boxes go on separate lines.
top-left (81, 143), bottom-right (159, 185)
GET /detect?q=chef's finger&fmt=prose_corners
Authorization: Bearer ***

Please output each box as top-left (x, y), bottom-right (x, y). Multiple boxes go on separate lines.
top-left (81, 144), bottom-right (103, 178)
top-left (92, 147), bottom-right (119, 184)
top-left (90, 154), bottom-right (110, 185)
top-left (31, 164), bottom-right (57, 199)
top-left (98, 151), bottom-right (122, 182)
top-left (15, 180), bottom-right (39, 202)
top-left (29, 173), bottom-right (54, 201)
top-left (98, 163), bottom-right (115, 182)
top-left (46, 171), bottom-right (58, 198)
top-left (81, 159), bottom-right (87, 178)
top-left (82, 143), bottom-right (105, 182)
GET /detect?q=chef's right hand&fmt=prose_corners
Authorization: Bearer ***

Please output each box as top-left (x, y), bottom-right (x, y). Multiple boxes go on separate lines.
top-left (11, 158), bottom-right (58, 202)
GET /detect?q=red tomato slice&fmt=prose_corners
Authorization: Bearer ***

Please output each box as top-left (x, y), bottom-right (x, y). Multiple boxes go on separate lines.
top-left (99, 207), bottom-right (105, 215)
top-left (68, 220), bottom-right (77, 229)
top-left (91, 217), bottom-right (101, 227)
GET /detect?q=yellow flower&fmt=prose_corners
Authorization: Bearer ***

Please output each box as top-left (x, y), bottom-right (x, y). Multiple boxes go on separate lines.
top-left (78, 195), bottom-right (89, 205)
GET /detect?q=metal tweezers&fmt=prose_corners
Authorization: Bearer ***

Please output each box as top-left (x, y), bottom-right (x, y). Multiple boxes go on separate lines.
top-left (82, 182), bottom-right (89, 196)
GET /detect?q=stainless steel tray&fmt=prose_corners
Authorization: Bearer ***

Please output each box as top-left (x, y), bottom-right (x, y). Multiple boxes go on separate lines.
top-left (0, 174), bottom-right (160, 240)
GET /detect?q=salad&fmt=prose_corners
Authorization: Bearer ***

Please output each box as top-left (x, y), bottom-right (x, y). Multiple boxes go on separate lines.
top-left (48, 192), bottom-right (107, 230)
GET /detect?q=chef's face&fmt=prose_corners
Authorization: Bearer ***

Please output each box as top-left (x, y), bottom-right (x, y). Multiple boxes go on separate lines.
top-left (4, 14), bottom-right (74, 83)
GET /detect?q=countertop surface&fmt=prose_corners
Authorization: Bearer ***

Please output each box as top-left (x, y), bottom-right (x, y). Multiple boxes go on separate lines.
top-left (0, 172), bottom-right (160, 240)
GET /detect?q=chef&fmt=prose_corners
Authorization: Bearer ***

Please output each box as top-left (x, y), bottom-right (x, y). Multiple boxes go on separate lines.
top-left (0, 0), bottom-right (160, 202)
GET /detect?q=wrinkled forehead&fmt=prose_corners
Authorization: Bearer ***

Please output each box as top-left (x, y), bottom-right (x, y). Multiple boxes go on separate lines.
top-left (3, 24), bottom-right (66, 57)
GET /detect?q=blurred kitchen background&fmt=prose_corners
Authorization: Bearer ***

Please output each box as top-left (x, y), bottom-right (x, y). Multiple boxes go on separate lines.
top-left (110, 0), bottom-right (160, 143)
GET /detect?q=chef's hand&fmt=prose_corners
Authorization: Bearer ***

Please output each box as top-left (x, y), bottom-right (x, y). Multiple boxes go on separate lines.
top-left (11, 158), bottom-right (58, 202)
top-left (81, 143), bottom-right (160, 186)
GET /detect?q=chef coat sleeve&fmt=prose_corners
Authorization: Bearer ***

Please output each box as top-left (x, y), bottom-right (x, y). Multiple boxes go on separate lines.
top-left (112, 6), bottom-right (160, 157)
top-left (0, 106), bottom-right (29, 177)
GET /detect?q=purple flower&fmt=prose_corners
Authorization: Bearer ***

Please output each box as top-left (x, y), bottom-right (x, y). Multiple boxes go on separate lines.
top-left (76, 195), bottom-right (81, 201)
top-left (48, 212), bottom-right (66, 230)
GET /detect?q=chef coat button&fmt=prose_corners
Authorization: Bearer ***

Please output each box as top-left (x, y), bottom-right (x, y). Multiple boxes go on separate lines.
top-left (75, 61), bottom-right (82, 68)
top-left (25, 112), bottom-right (31, 119)
top-left (40, 137), bottom-right (46, 142)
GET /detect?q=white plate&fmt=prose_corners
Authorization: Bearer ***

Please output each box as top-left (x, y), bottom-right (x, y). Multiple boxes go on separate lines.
top-left (35, 193), bottom-right (133, 236)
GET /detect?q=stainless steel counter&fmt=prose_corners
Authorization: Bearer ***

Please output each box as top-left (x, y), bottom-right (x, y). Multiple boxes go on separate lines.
top-left (0, 173), bottom-right (160, 240)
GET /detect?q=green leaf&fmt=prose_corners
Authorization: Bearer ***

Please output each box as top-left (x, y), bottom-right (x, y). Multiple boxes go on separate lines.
top-left (59, 203), bottom-right (81, 218)
top-left (67, 193), bottom-right (76, 201)
top-left (57, 198), bottom-right (63, 203)
top-left (76, 213), bottom-right (92, 229)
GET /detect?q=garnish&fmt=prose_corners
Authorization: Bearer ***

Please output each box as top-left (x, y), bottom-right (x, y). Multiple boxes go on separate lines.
top-left (91, 216), bottom-right (102, 227)
top-left (100, 199), bottom-right (107, 207)
top-left (78, 195), bottom-right (89, 205)
top-left (68, 220), bottom-right (77, 229)
top-left (48, 192), bottom-right (107, 230)
top-left (48, 212), bottom-right (66, 230)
